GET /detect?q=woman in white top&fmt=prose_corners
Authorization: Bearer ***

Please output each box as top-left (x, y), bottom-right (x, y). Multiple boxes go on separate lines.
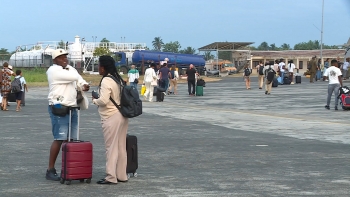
top-left (168, 65), bottom-right (179, 95)
top-left (143, 63), bottom-right (157, 102)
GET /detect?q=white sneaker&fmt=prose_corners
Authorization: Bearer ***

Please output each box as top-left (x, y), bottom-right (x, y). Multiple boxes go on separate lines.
top-left (291, 82), bottom-right (294, 85)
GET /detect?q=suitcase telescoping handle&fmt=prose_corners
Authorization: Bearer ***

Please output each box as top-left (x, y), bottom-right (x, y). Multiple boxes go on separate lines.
top-left (68, 107), bottom-right (80, 142)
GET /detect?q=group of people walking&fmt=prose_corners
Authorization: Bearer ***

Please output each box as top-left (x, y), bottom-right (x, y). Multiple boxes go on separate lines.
top-left (0, 62), bottom-right (28, 111)
top-left (142, 63), bottom-right (199, 102)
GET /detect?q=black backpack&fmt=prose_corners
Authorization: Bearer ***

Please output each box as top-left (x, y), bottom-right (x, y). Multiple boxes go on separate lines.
top-left (170, 70), bottom-right (175, 79)
top-left (11, 77), bottom-right (22, 93)
top-left (244, 68), bottom-right (251, 76)
top-left (266, 67), bottom-right (276, 82)
top-left (109, 76), bottom-right (142, 118)
top-left (258, 65), bottom-right (264, 75)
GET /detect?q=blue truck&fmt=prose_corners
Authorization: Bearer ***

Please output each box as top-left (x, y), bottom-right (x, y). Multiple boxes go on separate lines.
top-left (114, 50), bottom-right (206, 75)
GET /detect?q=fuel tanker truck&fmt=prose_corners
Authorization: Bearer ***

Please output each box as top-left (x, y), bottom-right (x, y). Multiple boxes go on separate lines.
top-left (114, 50), bottom-right (206, 75)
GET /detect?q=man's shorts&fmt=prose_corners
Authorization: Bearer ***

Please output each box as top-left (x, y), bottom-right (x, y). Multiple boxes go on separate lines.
top-left (48, 105), bottom-right (78, 140)
top-left (15, 91), bottom-right (23, 101)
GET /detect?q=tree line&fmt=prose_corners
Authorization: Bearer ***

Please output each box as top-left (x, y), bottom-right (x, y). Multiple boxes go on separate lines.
top-left (0, 38), bottom-right (344, 61)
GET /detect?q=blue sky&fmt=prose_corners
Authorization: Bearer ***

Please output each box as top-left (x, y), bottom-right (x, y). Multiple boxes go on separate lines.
top-left (1, 0), bottom-right (349, 52)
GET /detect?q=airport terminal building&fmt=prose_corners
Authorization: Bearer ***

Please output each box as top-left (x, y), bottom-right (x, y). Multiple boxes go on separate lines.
top-left (250, 49), bottom-right (346, 72)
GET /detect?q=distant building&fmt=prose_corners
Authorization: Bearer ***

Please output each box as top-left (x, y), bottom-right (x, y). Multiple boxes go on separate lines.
top-left (250, 49), bottom-right (346, 72)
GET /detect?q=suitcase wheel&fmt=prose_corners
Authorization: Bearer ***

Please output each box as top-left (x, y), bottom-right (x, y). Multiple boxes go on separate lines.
top-left (60, 178), bottom-right (65, 184)
top-left (86, 178), bottom-right (91, 183)
top-left (79, 179), bottom-right (85, 183)
top-left (65, 180), bottom-right (71, 185)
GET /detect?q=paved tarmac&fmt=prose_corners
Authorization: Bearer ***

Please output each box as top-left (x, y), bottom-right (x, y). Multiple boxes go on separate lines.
top-left (1, 76), bottom-right (350, 197)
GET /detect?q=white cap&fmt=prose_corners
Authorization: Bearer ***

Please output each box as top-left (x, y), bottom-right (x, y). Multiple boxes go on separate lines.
top-left (8, 65), bottom-right (13, 70)
top-left (52, 49), bottom-right (68, 59)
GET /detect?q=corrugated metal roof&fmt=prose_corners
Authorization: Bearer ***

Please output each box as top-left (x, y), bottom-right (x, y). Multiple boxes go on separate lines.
top-left (198, 42), bottom-right (254, 51)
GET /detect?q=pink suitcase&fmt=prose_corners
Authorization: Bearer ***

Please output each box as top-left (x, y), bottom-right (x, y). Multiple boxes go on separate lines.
top-left (60, 107), bottom-right (93, 185)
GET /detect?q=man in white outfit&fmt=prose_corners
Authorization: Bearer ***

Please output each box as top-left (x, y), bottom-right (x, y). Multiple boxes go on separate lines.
top-left (143, 63), bottom-right (157, 102)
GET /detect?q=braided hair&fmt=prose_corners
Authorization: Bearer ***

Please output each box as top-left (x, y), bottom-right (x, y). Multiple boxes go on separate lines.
top-left (98, 55), bottom-right (125, 87)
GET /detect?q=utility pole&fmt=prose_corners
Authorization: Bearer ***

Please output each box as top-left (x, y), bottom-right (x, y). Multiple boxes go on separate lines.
top-left (320, 0), bottom-right (324, 67)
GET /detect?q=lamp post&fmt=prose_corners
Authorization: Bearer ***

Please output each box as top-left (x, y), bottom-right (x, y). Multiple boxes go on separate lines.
top-left (320, 0), bottom-right (324, 68)
top-left (81, 38), bottom-right (85, 70)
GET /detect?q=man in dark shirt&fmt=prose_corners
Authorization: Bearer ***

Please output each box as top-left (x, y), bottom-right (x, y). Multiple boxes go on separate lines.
top-left (158, 63), bottom-right (171, 92)
top-left (186, 64), bottom-right (198, 96)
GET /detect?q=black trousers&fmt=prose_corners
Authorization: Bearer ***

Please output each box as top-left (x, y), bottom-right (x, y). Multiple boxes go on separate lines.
top-left (188, 80), bottom-right (196, 95)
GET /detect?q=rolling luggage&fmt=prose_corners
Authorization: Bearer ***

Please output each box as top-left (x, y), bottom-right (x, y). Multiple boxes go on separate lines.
top-left (155, 87), bottom-right (165, 102)
top-left (272, 78), bottom-right (278, 87)
top-left (126, 135), bottom-right (138, 178)
top-left (156, 90), bottom-right (164, 102)
top-left (295, 75), bottom-right (301, 84)
top-left (197, 78), bottom-right (206, 87)
top-left (60, 107), bottom-right (93, 185)
top-left (283, 77), bottom-right (291, 85)
top-left (340, 94), bottom-right (350, 110)
top-left (196, 86), bottom-right (203, 96)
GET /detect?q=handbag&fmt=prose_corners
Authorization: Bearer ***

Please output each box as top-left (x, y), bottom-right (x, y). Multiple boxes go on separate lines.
top-left (140, 85), bottom-right (146, 95)
top-left (51, 105), bottom-right (69, 117)
top-left (151, 79), bottom-right (158, 86)
top-left (76, 90), bottom-right (84, 104)
top-left (77, 86), bottom-right (89, 110)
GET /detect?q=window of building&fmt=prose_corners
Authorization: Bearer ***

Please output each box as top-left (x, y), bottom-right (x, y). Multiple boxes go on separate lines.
top-left (253, 61), bottom-right (259, 68)
top-left (299, 61), bottom-right (303, 69)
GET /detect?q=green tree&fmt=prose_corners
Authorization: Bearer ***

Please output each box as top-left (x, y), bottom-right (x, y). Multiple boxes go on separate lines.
top-left (244, 46), bottom-right (257, 50)
top-left (218, 51), bottom-right (231, 60)
top-left (294, 40), bottom-right (320, 50)
top-left (269, 43), bottom-right (279, 51)
top-left (280, 43), bottom-right (291, 50)
top-left (179, 46), bottom-right (196, 54)
top-left (203, 51), bottom-right (215, 61)
top-left (99, 38), bottom-right (110, 48)
top-left (162, 41), bottom-right (181, 53)
top-left (100, 38), bottom-right (110, 43)
top-left (257, 42), bottom-right (270, 50)
top-left (58, 40), bottom-right (66, 49)
top-left (0, 48), bottom-right (10, 60)
top-left (93, 47), bottom-right (111, 57)
top-left (152, 37), bottom-right (164, 51)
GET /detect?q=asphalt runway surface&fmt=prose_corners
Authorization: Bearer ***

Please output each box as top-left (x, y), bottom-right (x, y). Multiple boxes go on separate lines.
top-left (1, 76), bottom-right (350, 197)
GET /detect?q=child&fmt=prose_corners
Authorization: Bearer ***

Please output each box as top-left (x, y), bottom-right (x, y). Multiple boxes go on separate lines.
top-left (14, 69), bottom-right (28, 112)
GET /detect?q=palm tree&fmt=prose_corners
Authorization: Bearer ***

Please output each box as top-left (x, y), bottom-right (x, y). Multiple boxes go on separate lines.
top-left (180, 46), bottom-right (196, 54)
top-left (152, 37), bottom-right (164, 51)
top-left (203, 51), bottom-right (215, 61)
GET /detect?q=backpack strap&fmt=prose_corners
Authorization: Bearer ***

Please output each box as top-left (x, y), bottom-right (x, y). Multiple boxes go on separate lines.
top-left (106, 75), bottom-right (123, 111)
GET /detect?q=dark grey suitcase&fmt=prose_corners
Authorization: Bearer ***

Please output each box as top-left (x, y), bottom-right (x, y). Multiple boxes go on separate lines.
top-left (126, 135), bottom-right (138, 178)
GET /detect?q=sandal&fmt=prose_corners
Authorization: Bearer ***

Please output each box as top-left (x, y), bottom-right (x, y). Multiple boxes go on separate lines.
top-left (3, 108), bottom-right (8, 111)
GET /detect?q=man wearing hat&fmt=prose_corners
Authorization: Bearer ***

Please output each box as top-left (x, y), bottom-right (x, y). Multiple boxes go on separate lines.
top-left (45, 49), bottom-right (90, 181)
